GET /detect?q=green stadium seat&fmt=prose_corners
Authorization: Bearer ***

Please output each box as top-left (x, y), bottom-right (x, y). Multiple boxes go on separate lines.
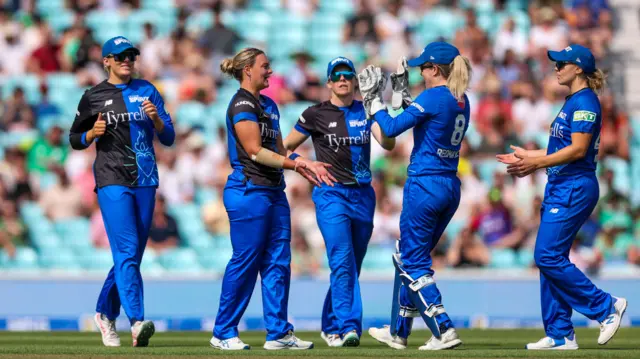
top-left (31, 234), bottom-right (62, 251)
top-left (39, 247), bottom-right (81, 270)
top-left (186, 10), bottom-right (213, 35)
top-left (198, 247), bottom-right (232, 272)
top-left (361, 246), bottom-right (393, 272)
top-left (54, 218), bottom-right (92, 251)
top-left (319, 0), bottom-right (354, 16)
top-left (158, 248), bottom-right (203, 273)
top-left (78, 248), bottom-right (113, 271)
top-left (36, 0), bottom-right (65, 16)
top-left (176, 102), bottom-right (207, 127)
top-left (516, 248), bottom-right (534, 268)
top-left (489, 248), bottom-right (517, 268)
top-left (2, 75), bottom-right (42, 105)
top-left (1, 247), bottom-right (39, 270)
top-left (194, 186), bottom-right (218, 206)
top-left (44, 10), bottom-right (76, 36)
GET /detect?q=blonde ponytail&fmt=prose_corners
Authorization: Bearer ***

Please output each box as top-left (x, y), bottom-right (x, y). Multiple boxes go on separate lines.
top-left (446, 55), bottom-right (472, 100)
top-left (586, 69), bottom-right (606, 94)
top-left (219, 47), bottom-right (265, 82)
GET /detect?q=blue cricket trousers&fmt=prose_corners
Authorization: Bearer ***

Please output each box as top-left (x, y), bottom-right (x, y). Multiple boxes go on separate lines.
top-left (312, 184), bottom-right (375, 337)
top-left (213, 174), bottom-right (294, 341)
top-left (535, 174), bottom-right (613, 339)
top-left (395, 175), bottom-right (460, 337)
top-left (96, 185), bottom-right (156, 324)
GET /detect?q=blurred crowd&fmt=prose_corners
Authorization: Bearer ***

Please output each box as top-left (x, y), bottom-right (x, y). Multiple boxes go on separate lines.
top-left (1, 0), bottom-right (639, 276)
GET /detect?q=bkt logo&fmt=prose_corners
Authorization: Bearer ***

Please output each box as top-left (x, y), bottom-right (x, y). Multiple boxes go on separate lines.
top-left (129, 95), bottom-right (149, 103)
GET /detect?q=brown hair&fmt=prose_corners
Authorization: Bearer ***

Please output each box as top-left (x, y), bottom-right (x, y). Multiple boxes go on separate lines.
top-left (434, 55), bottom-right (472, 100)
top-left (220, 48), bottom-right (265, 82)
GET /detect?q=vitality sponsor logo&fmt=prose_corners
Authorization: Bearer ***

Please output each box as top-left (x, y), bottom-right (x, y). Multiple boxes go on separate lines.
top-left (128, 95), bottom-right (149, 103)
top-left (349, 119), bottom-right (367, 127)
top-left (114, 37), bottom-right (132, 45)
top-left (324, 130), bottom-right (370, 152)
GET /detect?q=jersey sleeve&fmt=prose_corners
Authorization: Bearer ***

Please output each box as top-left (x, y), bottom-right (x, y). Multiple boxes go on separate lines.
top-left (151, 87), bottom-right (176, 147)
top-left (69, 91), bottom-right (98, 150)
top-left (229, 97), bottom-right (260, 124)
top-left (294, 106), bottom-right (316, 136)
top-left (571, 97), bottom-right (600, 134)
top-left (373, 90), bottom-right (438, 137)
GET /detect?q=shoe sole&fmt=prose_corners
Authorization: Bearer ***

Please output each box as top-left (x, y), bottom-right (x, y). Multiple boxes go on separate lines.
top-left (133, 321), bottom-right (155, 347)
top-left (599, 298), bottom-right (628, 345)
top-left (368, 329), bottom-right (406, 350)
top-left (526, 345), bottom-right (579, 350)
top-left (419, 338), bottom-right (462, 351)
top-left (263, 344), bottom-right (314, 350)
top-left (93, 314), bottom-right (120, 347)
top-left (210, 343), bottom-right (250, 350)
top-left (342, 335), bottom-right (360, 347)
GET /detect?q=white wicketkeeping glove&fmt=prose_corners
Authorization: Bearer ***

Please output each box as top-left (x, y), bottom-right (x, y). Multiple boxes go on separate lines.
top-left (357, 65), bottom-right (387, 118)
top-left (390, 57), bottom-right (412, 110)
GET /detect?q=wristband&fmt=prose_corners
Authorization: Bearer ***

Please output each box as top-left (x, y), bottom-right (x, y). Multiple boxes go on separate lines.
top-left (288, 153), bottom-right (301, 161)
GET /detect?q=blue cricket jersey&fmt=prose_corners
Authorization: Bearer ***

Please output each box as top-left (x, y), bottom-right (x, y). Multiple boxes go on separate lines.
top-left (546, 88), bottom-right (601, 177)
top-left (69, 79), bottom-right (176, 189)
top-left (374, 86), bottom-right (470, 176)
top-left (295, 100), bottom-right (372, 185)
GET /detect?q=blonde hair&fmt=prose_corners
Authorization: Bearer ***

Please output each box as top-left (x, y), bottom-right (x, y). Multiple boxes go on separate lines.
top-left (585, 69), bottom-right (606, 94)
top-left (220, 48), bottom-right (265, 82)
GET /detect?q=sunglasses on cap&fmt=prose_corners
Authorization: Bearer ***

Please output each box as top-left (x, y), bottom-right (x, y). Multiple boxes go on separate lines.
top-left (107, 51), bottom-right (137, 62)
top-left (555, 61), bottom-right (569, 71)
top-left (330, 70), bottom-right (356, 82)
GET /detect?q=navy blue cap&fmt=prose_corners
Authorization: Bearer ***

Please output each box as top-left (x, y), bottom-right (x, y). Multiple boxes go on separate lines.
top-left (102, 36), bottom-right (140, 58)
top-left (547, 44), bottom-right (596, 74)
top-left (327, 57), bottom-right (356, 78)
top-left (407, 41), bottom-right (460, 67)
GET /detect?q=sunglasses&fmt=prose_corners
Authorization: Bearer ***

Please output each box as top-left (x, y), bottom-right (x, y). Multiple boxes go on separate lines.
top-left (107, 51), bottom-right (137, 62)
top-left (330, 71), bottom-right (356, 82)
top-left (420, 63), bottom-right (434, 71)
top-left (555, 61), bottom-right (569, 71)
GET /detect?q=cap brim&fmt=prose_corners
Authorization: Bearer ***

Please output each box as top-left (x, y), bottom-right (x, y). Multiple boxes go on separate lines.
top-left (407, 56), bottom-right (425, 67)
top-left (111, 46), bottom-right (140, 56)
top-left (547, 50), bottom-right (569, 62)
top-left (328, 63), bottom-right (355, 77)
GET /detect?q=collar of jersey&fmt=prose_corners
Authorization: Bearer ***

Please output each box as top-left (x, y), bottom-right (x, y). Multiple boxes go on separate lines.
top-left (565, 87), bottom-right (590, 100)
top-left (105, 79), bottom-right (133, 89)
top-left (238, 88), bottom-right (263, 104)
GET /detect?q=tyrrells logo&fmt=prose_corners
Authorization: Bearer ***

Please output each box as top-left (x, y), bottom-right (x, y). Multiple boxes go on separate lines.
top-left (258, 122), bottom-right (279, 140)
top-left (103, 108), bottom-right (148, 129)
top-left (324, 131), bottom-right (370, 152)
top-left (129, 95), bottom-right (149, 103)
top-left (550, 122), bottom-right (564, 139)
top-left (235, 100), bottom-right (255, 108)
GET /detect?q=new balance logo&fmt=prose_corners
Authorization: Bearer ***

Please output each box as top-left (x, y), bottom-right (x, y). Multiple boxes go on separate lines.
top-left (104, 100), bottom-right (113, 106)
top-left (605, 315), bottom-right (615, 325)
top-left (550, 208), bottom-right (559, 214)
top-left (328, 122), bottom-right (337, 128)
top-left (430, 56), bottom-right (435, 60)
top-left (576, 58), bottom-right (581, 63)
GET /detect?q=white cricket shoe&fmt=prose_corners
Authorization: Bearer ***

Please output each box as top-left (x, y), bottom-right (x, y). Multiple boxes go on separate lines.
top-left (368, 325), bottom-right (407, 350)
top-left (598, 297), bottom-right (627, 345)
top-left (419, 328), bottom-right (462, 350)
top-left (526, 334), bottom-right (578, 350)
top-left (264, 331), bottom-right (314, 350)
top-left (321, 332), bottom-right (344, 347)
top-left (93, 313), bottom-right (120, 347)
top-left (131, 320), bottom-right (155, 347)
top-left (210, 336), bottom-right (250, 350)
top-left (342, 330), bottom-right (360, 347)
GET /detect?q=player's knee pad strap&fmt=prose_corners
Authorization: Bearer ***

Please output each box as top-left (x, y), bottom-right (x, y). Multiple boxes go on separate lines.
top-left (399, 306), bottom-right (420, 318)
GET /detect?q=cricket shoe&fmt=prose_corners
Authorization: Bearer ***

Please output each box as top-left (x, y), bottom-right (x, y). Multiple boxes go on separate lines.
top-left (526, 333), bottom-right (578, 350)
top-left (368, 325), bottom-right (407, 349)
top-left (210, 336), bottom-right (250, 350)
top-left (321, 332), bottom-right (344, 347)
top-left (94, 313), bottom-right (120, 347)
top-left (598, 297), bottom-right (628, 345)
top-left (264, 330), bottom-right (314, 350)
top-left (419, 328), bottom-right (462, 350)
top-left (131, 320), bottom-right (155, 347)
top-left (342, 330), bottom-right (360, 347)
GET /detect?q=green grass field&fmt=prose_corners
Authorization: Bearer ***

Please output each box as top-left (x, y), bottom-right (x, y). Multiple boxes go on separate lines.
top-left (0, 328), bottom-right (638, 358)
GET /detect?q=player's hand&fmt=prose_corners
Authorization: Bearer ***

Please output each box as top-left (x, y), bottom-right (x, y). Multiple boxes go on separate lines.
top-left (506, 156), bottom-right (539, 178)
top-left (306, 160), bottom-right (337, 187)
top-left (92, 113), bottom-right (107, 137)
top-left (293, 160), bottom-right (321, 187)
top-left (142, 100), bottom-right (160, 123)
top-left (496, 145), bottom-right (528, 164)
top-left (391, 57), bottom-right (411, 110)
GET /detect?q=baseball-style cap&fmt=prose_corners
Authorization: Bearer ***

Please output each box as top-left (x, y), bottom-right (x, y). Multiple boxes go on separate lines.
top-left (547, 44), bottom-right (596, 74)
top-left (101, 36), bottom-right (140, 58)
top-left (326, 56), bottom-right (356, 78)
top-left (407, 41), bottom-right (460, 67)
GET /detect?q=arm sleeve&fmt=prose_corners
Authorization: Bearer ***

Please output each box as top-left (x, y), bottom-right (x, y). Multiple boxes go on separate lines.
top-left (69, 91), bottom-right (97, 150)
top-left (229, 98), bottom-right (260, 124)
top-left (373, 91), bottom-right (437, 137)
top-left (571, 98), bottom-right (600, 134)
top-left (151, 87), bottom-right (176, 146)
top-left (294, 106), bottom-right (316, 136)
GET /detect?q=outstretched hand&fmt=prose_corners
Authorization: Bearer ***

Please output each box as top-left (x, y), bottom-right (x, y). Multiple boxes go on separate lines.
top-left (496, 145), bottom-right (528, 164)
